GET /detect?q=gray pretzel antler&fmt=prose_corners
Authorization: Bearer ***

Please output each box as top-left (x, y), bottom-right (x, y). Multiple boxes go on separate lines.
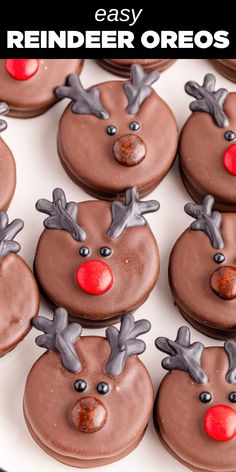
top-left (184, 195), bottom-right (224, 249)
top-left (36, 188), bottom-right (86, 242)
top-left (0, 102), bottom-right (9, 132)
top-left (107, 187), bottom-right (160, 239)
top-left (124, 64), bottom-right (160, 115)
top-left (0, 212), bottom-right (23, 260)
top-left (105, 313), bottom-right (151, 376)
top-left (32, 307), bottom-right (82, 373)
top-left (55, 74), bottom-right (109, 119)
top-left (224, 340), bottom-right (236, 384)
top-left (155, 326), bottom-right (208, 384)
top-left (185, 73), bottom-right (229, 128)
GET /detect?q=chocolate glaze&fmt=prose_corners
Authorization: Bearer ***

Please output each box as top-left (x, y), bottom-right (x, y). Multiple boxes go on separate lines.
top-left (211, 59), bottom-right (236, 83)
top-left (24, 336), bottom-right (153, 467)
top-left (169, 213), bottom-right (236, 339)
top-left (97, 59), bottom-right (175, 77)
top-left (0, 137), bottom-right (16, 210)
top-left (179, 92), bottom-right (236, 211)
top-left (0, 59), bottom-right (83, 118)
top-left (57, 79), bottom-right (178, 199)
top-left (155, 347), bottom-right (236, 471)
top-left (35, 200), bottom-right (159, 326)
top-left (0, 254), bottom-right (39, 355)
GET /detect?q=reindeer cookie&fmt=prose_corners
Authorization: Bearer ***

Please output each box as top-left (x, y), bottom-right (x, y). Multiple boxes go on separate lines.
top-left (24, 308), bottom-right (153, 467)
top-left (34, 187), bottom-right (160, 327)
top-left (211, 59), bottom-right (236, 83)
top-left (55, 64), bottom-right (178, 199)
top-left (169, 195), bottom-right (236, 339)
top-left (97, 59), bottom-right (175, 77)
top-left (0, 211), bottom-right (39, 355)
top-left (179, 73), bottom-right (236, 211)
top-left (155, 326), bottom-right (236, 472)
top-left (0, 59), bottom-right (83, 118)
top-left (0, 103), bottom-right (16, 210)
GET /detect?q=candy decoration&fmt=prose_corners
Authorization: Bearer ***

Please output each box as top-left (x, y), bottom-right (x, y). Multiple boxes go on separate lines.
top-left (210, 266), bottom-right (236, 299)
top-left (70, 397), bottom-right (107, 433)
top-left (204, 404), bottom-right (236, 441)
top-left (113, 134), bottom-right (146, 167)
top-left (224, 144), bottom-right (236, 176)
top-left (76, 260), bottom-right (114, 295)
top-left (5, 59), bottom-right (40, 81)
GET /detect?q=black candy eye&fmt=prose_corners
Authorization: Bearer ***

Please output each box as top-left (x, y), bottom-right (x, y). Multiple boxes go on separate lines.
top-left (225, 130), bottom-right (236, 141)
top-left (79, 246), bottom-right (90, 257)
top-left (129, 121), bottom-right (140, 131)
top-left (96, 382), bottom-right (109, 395)
top-left (229, 392), bottom-right (236, 402)
top-left (214, 253), bottom-right (225, 264)
top-left (107, 125), bottom-right (117, 136)
top-left (74, 379), bottom-right (87, 392)
top-left (199, 391), bottom-right (212, 403)
top-left (100, 246), bottom-right (112, 257)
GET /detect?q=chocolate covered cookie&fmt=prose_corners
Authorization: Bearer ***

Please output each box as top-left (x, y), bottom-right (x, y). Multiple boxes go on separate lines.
top-left (55, 64), bottom-right (178, 199)
top-left (0, 211), bottom-right (39, 356)
top-left (97, 59), bottom-right (175, 77)
top-left (211, 59), bottom-right (236, 82)
top-left (24, 308), bottom-right (153, 467)
top-left (0, 103), bottom-right (16, 210)
top-left (34, 187), bottom-right (160, 327)
top-left (0, 59), bottom-right (83, 118)
top-left (155, 326), bottom-right (236, 472)
top-left (169, 195), bottom-right (236, 339)
top-left (179, 73), bottom-right (236, 211)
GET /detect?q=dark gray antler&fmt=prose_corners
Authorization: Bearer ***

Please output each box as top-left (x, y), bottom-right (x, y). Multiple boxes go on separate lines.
top-left (155, 326), bottom-right (208, 384)
top-left (55, 74), bottom-right (109, 119)
top-left (107, 187), bottom-right (160, 239)
top-left (0, 212), bottom-right (23, 260)
top-left (32, 307), bottom-right (82, 373)
top-left (124, 64), bottom-right (159, 115)
top-left (185, 73), bottom-right (229, 128)
top-left (105, 313), bottom-right (151, 376)
top-left (36, 188), bottom-right (86, 242)
top-left (224, 340), bottom-right (236, 384)
top-left (0, 102), bottom-right (9, 132)
top-left (184, 195), bottom-right (224, 249)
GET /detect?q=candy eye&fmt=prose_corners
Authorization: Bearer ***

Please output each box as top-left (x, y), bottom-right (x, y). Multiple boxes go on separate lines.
top-left (96, 382), bottom-right (109, 395)
top-left (229, 392), bottom-right (236, 403)
top-left (199, 391), bottom-right (212, 403)
top-left (129, 121), bottom-right (141, 131)
top-left (74, 379), bottom-right (87, 392)
top-left (214, 253), bottom-right (225, 264)
top-left (107, 125), bottom-right (117, 136)
top-left (225, 130), bottom-right (236, 141)
top-left (100, 247), bottom-right (112, 257)
top-left (79, 246), bottom-right (90, 257)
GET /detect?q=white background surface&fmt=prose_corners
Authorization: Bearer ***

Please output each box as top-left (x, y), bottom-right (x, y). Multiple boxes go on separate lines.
top-left (0, 58), bottom-right (232, 472)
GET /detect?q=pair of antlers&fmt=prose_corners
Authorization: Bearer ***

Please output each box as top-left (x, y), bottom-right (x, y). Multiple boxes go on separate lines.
top-left (156, 326), bottom-right (236, 385)
top-left (36, 187), bottom-right (159, 241)
top-left (33, 308), bottom-right (151, 376)
top-left (55, 64), bottom-right (159, 118)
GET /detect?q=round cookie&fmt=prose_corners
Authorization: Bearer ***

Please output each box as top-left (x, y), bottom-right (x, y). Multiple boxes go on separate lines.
top-left (55, 63), bottom-right (178, 199)
top-left (34, 187), bottom-right (160, 327)
top-left (97, 59), bottom-right (175, 77)
top-left (179, 73), bottom-right (236, 211)
top-left (0, 59), bottom-right (83, 118)
top-left (0, 211), bottom-right (39, 356)
top-left (169, 195), bottom-right (236, 340)
top-left (0, 102), bottom-right (16, 210)
top-left (155, 326), bottom-right (236, 472)
top-left (211, 59), bottom-right (236, 82)
top-left (24, 309), bottom-right (153, 468)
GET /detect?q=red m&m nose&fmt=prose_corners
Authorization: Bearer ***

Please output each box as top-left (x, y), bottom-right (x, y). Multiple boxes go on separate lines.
top-left (204, 404), bottom-right (236, 441)
top-left (5, 59), bottom-right (40, 81)
top-left (224, 144), bottom-right (236, 176)
top-left (76, 260), bottom-right (114, 295)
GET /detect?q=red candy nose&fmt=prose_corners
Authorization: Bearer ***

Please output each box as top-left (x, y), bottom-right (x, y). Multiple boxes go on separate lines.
top-left (76, 260), bottom-right (114, 295)
top-left (204, 405), bottom-right (236, 441)
top-left (5, 59), bottom-right (40, 81)
top-left (224, 144), bottom-right (236, 176)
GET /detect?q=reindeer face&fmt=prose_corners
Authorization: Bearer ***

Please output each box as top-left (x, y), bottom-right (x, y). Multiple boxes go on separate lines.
top-left (24, 310), bottom-right (153, 467)
top-left (56, 64), bottom-right (178, 199)
top-left (155, 328), bottom-right (236, 471)
top-left (35, 188), bottom-right (159, 326)
top-left (0, 59), bottom-right (83, 117)
top-left (180, 74), bottom-right (236, 210)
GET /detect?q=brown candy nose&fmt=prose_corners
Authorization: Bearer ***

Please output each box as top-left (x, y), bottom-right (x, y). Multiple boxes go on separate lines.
top-left (113, 134), bottom-right (146, 166)
top-left (210, 266), bottom-right (236, 300)
top-left (70, 396), bottom-right (107, 433)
